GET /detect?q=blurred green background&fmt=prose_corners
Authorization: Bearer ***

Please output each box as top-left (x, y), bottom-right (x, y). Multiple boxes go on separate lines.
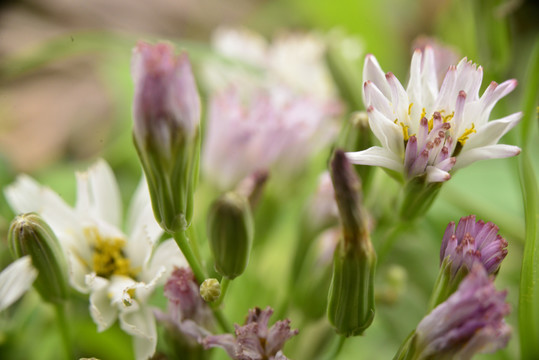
top-left (0, 0), bottom-right (538, 359)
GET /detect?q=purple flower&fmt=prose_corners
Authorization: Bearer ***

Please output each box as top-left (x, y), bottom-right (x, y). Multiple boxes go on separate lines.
top-left (415, 265), bottom-right (511, 359)
top-left (155, 267), bottom-right (214, 346)
top-left (440, 215), bottom-right (508, 276)
top-left (203, 306), bottom-right (298, 360)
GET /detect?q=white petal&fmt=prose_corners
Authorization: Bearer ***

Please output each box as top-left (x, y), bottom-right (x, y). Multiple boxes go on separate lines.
top-left (66, 250), bottom-right (90, 293)
top-left (0, 256), bottom-right (37, 311)
top-left (119, 305), bottom-right (157, 360)
top-left (87, 274), bottom-right (118, 331)
top-left (465, 112), bottom-right (523, 150)
top-left (406, 49), bottom-right (423, 106)
top-left (386, 72), bottom-right (410, 126)
top-left (142, 239), bottom-right (186, 285)
top-left (367, 106), bottom-right (404, 156)
top-left (479, 80), bottom-right (517, 117)
top-left (421, 46), bottom-right (439, 105)
top-left (346, 146), bottom-right (404, 173)
top-left (363, 54), bottom-right (391, 102)
top-left (426, 166), bottom-right (451, 183)
top-left (454, 144), bottom-right (521, 170)
top-left (76, 159), bottom-right (122, 229)
top-left (364, 81), bottom-right (393, 119)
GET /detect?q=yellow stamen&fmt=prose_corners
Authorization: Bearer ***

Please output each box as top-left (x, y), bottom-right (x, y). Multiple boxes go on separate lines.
top-left (420, 108), bottom-right (426, 119)
top-left (408, 103), bottom-right (414, 116)
top-left (458, 123), bottom-right (476, 145)
top-left (394, 119), bottom-right (410, 141)
top-left (443, 111), bottom-right (455, 123)
top-left (428, 118), bottom-right (434, 132)
top-left (85, 228), bottom-right (137, 278)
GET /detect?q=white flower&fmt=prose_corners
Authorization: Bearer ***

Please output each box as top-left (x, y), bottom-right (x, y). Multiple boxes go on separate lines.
top-left (5, 159), bottom-right (186, 360)
top-left (0, 256), bottom-right (37, 311)
top-left (347, 47), bottom-right (522, 183)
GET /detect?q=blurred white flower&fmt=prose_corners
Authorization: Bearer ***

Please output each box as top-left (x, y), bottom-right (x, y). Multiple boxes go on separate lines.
top-left (5, 160), bottom-right (186, 360)
top-left (0, 256), bottom-right (37, 311)
top-left (347, 47), bottom-right (521, 183)
top-left (202, 87), bottom-right (340, 190)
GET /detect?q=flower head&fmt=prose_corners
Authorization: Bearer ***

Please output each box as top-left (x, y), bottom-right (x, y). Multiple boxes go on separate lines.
top-left (347, 47), bottom-right (521, 183)
top-left (5, 160), bottom-right (185, 360)
top-left (414, 265), bottom-right (511, 359)
top-left (203, 306), bottom-right (298, 360)
top-left (441, 215), bottom-right (508, 276)
top-left (203, 87), bottom-right (339, 190)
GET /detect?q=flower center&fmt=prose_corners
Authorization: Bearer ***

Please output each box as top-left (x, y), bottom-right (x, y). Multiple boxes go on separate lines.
top-left (84, 228), bottom-right (137, 278)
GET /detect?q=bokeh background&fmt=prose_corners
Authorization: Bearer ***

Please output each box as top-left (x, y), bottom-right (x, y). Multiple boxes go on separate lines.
top-left (0, 0), bottom-right (538, 359)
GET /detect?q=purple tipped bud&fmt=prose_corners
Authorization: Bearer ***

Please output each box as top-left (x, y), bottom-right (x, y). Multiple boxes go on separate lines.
top-left (203, 306), bottom-right (298, 360)
top-left (414, 266), bottom-right (511, 359)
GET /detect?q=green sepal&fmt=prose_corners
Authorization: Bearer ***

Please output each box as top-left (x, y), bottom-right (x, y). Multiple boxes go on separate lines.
top-left (327, 241), bottom-right (376, 337)
top-left (399, 175), bottom-right (443, 221)
top-left (428, 257), bottom-right (469, 311)
top-left (207, 192), bottom-right (254, 280)
top-left (8, 213), bottom-right (69, 305)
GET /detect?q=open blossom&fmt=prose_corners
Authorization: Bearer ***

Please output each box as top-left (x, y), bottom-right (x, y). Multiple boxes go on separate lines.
top-left (202, 87), bottom-right (339, 190)
top-left (415, 265), bottom-right (511, 359)
top-left (347, 47), bottom-right (521, 183)
top-left (441, 215), bottom-right (508, 276)
top-left (5, 160), bottom-right (186, 360)
top-left (203, 306), bottom-right (298, 360)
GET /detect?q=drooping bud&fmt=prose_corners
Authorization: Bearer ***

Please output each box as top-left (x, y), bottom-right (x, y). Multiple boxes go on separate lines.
top-left (8, 213), bottom-right (68, 304)
top-left (327, 150), bottom-right (376, 336)
top-left (429, 215), bottom-right (508, 309)
top-left (200, 278), bottom-right (221, 303)
top-left (207, 192), bottom-right (254, 279)
top-left (131, 41), bottom-right (201, 233)
top-left (395, 265), bottom-right (511, 360)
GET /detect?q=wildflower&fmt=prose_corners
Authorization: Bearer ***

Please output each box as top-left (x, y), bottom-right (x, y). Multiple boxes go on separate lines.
top-left (347, 47), bottom-right (521, 183)
top-left (5, 160), bottom-right (185, 360)
top-left (398, 265), bottom-right (511, 360)
top-left (132, 41), bottom-right (201, 233)
top-left (202, 87), bottom-right (339, 190)
top-left (430, 215), bottom-right (508, 308)
top-left (0, 256), bottom-right (37, 311)
top-left (203, 306), bottom-right (298, 360)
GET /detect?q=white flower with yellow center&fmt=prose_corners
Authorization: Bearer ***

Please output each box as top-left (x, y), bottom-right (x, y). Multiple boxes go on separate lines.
top-left (347, 47), bottom-right (521, 182)
top-left (5, 160), bottom-right (186, 360)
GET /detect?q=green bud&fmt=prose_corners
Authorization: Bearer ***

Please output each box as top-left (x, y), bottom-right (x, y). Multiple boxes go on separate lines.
top-left (207, 192), bottom-right (253, 280)
top-left (339, 112), bottom-right (374, 187)
top-left (8, 213), bottom-right (69, 304)
top-left (427, 256), bottom-right (468, 311)
top-left (327, 150), bottom-right (376, 336)
top-left (200, 278), bottom-right (221, 303)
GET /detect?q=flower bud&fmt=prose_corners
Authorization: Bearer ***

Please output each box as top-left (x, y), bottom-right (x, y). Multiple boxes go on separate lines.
top-left (132, 41), bottom-right (201, 233)
top-left (327, 150), bottom-right (376, 336)
top-left (207, 192), bottom-right (254, 279)
top-left (200, 278), bottom-right (221, 303)
top-left (8, 213), bottom-right (68, 304)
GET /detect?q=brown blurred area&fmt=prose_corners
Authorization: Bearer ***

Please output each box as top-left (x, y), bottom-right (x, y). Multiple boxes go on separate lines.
top-left (0, 0), bottom-right (265, 172)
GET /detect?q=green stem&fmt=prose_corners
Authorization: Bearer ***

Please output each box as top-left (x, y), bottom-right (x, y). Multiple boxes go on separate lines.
top-left (377, 221), bottom-right (412, 265)
top-left (54, 303), bottom-right (71, 360)
top-left (212, 307), bottom-right (234, 334)
top-left (172, 230), bottom-right (206, 283)
top-left (213, 277), bottom-right (231, 308)
top-left (322, 335), bottom-right (347, 360)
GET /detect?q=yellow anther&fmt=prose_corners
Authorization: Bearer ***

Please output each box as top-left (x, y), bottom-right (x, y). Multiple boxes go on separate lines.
top-left (408, 103), bottom-right (414, 116)
top-left (443, 111), bottom-right (455, 123)
top-left (428, 118), bottom-right (434, 132)
top-left (457, 123), bottom-right (476, 145)
top-left (85, 228), bottom-right (137, 278)
top-left (420, 108), bottom-right (426, 119)
top-left (395, 119), bottom-right (410, 141)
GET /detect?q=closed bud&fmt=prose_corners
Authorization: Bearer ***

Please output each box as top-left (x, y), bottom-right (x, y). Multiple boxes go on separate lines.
top-left (132, 42), bottom-right (201, 233)
top-left (8, 213), bottom-right (68, 304)
top-left (327, 150), bottom-right (376, 336)
top-left (200, 278), bottom-right (221, 303)
top-left (207, 192), bottom-right (253, 279)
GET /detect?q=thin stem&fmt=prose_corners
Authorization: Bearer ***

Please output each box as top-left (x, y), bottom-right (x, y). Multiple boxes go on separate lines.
top-left (377, 221), bottom-right (412, 265)
top-left (172, 230), bottom-right (206, 283)
top-left (213, 277), bottom-right (231, 308)
top-left (54, 303), bottom-right (71, 360)
top-left (322, 335), bottom-right (347, 360)
top-left (212, 307), bottom-right (234, 334)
